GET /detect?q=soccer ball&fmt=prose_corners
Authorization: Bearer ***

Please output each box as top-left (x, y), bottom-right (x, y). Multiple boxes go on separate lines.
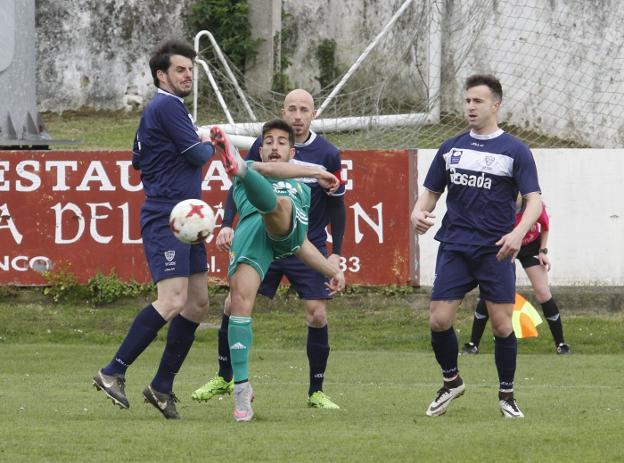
top-left (169, 199), bottom-right (216, 244)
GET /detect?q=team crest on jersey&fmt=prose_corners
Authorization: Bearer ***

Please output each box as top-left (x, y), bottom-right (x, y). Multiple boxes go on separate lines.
top-left (164, 250), bottom-right (175, 262)
top-left (483, 155), bottom-right (496, 170)
top-left (450, 149), bottom-right (463, 164)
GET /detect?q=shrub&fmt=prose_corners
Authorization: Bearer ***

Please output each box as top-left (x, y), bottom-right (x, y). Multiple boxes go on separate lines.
top-left (87, 271), bottom-right (153, 305)
top-left (42, 262), bottom-right (89, 303)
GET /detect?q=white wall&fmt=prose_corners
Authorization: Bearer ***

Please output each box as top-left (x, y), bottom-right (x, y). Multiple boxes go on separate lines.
top-left (36, 0), bottom-right (192, 111)
top-left (33, 1), bottom-right (624, 148)
top-left (416, 149), bottom-right (624, 286)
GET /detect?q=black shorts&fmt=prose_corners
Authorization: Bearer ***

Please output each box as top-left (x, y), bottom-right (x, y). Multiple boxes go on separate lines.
top-left (516, 240), bottom-right (540, 269)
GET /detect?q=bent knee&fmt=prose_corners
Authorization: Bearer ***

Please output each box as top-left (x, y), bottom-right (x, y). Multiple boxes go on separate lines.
top-left (305, 300), bottom-right (328, 327)
top-left (307, 309), bottom-right (327, 327)
top-left (429, 316), bottom-right (452, 332)
top-left (182, 299), bottom-right (210, 323)
top-left (156, 294), bottom-right (188, 319)
top-left (228, 291), bottom-right (254, 316)
top-left (490, 320), bottom-right (513, 337)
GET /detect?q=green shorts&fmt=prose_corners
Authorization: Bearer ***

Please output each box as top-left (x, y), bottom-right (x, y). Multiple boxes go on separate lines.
top-left (228, 198), bottom-right (308, 280)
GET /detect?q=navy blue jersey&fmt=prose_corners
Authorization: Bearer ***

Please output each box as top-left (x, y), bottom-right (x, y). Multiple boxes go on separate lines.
top-left (247, 131), bottom-right (345, 246)
top-left (424, 129), bottom-right (541, 247)
top-left (132, 89), bottom-right (202, 202)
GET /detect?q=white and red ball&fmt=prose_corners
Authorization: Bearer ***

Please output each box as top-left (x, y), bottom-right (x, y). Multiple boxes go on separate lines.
top-left (169, 199), bottom-right (216, 244)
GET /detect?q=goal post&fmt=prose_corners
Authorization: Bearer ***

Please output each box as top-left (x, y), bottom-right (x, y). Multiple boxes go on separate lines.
top-left (195, 0), bottom-right (624, 149)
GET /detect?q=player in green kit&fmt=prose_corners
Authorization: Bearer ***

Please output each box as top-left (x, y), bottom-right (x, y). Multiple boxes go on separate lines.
top-left (210, 120), bottom-right (345, 422)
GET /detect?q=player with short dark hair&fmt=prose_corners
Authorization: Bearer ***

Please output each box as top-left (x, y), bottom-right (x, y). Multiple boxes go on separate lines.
top-left (209, 121), bottom-right (345, 421)
top-left (92, 38), bottom-right (216, 419)
top-left (192, 89), bottom-right (346, 409)
top-left (411, 74), bottom-right (542, 419)
top-left (463, 194), bottom-right (570, 355)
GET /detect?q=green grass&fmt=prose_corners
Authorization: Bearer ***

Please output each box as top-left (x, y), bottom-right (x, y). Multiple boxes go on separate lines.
top-left (41, 110), bottom-right (583, 151)
top-left (1, 344), bottom-right (622, 462)
top-left (0, 295), bottom-right (623, 462)
top-left (42, 110), bottom-right (140, 150)
top-left (2, 293), bottom-right (623, 354)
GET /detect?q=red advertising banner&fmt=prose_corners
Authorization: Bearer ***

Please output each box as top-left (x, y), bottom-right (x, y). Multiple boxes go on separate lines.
top-left (0, 150), bottom-right (417, 286)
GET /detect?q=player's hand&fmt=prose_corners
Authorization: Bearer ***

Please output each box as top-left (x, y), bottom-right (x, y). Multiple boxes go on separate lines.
top-left (216, 226), bottom-right (234, 252)
top-left (327, 253), bottom-right (341, 269)
top-left (411, 208), bottom-right (436, 235)
top-left (198, 127), bottom-right (212, 143)
top-left (326, 270), bottom-right (345, 295)
top-left (317, 171), bottom-right (340, 193)
top-left (495, 230), bottom-right (523, 262)
top-left (539, 252), bottom-right (551, 271)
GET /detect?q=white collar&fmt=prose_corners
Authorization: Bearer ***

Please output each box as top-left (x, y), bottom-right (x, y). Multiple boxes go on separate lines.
top-left (295, 130), bottom-right (317, 147)
top-left (469, 128), bottom-right (504, 140)
top-left (157, 88), bottom-right (184, 103)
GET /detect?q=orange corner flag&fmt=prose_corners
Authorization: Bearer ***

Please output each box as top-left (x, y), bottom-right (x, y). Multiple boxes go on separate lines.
top-left (512, 293), bottom-right (543, 338)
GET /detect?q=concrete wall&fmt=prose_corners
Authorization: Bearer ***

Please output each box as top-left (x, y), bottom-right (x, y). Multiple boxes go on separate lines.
top-left (1, 0), bottom-right (39, 143)
top-left (246, 0), bottom-right (282, 99)
top-left (277, 0), bottom-right (624, 147)
top-left (440, 0), bottom-right (624, 148)
top-left (281, 0), bottom-right (428, 96)
top-left (36, 0), bottom-right (192, 111)
top-left (31, 0), bottom-right (624, 147)
top-left (416, 148), bottom-right (624, 286)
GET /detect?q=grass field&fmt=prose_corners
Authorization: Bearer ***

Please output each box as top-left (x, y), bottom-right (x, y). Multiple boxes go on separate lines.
top-left (41, 109), bottom-right (459, 151)
top-left (1, 293), bottom-right (623, 462)
top-left (41, 109), bottom-right (581, 151)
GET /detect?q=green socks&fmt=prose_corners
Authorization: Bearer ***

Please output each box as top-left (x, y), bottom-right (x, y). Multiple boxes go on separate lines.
top-left (240, 167), bottom-right (277, 213)
top-left (228, 316), bottom-right (253, 383)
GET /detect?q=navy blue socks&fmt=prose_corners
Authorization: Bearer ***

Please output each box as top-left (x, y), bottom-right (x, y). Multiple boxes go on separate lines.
top-left (151, 314), bottom-right (199, 393)
top-left (431, 327), bottom-right (459, 380)
top-left (495, 332), bottom-right (517, 392)
top-left (102, 304), bottom-right (166, 376)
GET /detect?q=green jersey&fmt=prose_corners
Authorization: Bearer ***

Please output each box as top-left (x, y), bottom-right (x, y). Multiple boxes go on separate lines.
top-left (229, 172), bottom-right (312, 279)
top-left (233, 176), bottom-right (311, 222)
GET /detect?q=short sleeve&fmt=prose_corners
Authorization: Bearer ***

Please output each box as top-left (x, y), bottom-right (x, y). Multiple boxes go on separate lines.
top-left (423, 148), bottom-right (448, 193)
top-left (158, 99), bottom-right (201, 154)
top-left (513, 145), bottom-right (541, 196)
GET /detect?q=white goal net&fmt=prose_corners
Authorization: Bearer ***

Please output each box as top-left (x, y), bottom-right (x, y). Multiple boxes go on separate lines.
top-left (194, 0), bottom-right (624, 149)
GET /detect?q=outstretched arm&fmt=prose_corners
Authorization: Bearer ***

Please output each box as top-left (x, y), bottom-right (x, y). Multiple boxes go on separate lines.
top-left (295, 239), bottom-right (345, 295)
top-left (252, 163), bottom-right (339, 192)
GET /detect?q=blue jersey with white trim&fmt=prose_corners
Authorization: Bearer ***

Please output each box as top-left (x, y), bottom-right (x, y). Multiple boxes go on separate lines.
top-left (132, 89), bottom-right (202, 202)
top-left (424, 129), bottom-right (541, 247)
top-left (247, 131), bottom-right (344, 246)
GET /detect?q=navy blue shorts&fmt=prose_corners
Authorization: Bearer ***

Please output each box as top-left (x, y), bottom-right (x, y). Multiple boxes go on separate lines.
top-left (141, 200), bottom-right (207, 283)
top-left (431, 243), bottom-right (516, 304)
top-left (259, 243), bottom-right (331, 300)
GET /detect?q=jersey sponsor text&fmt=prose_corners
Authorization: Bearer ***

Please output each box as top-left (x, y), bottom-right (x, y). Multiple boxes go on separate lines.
top-left (449, 168), bottom-right (492, 190)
